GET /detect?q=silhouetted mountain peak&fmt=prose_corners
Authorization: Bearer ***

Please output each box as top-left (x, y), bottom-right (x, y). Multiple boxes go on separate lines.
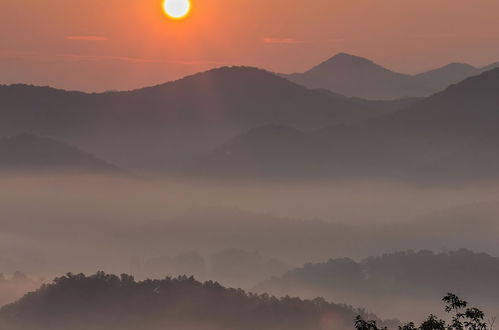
top-left (326, 53), bottom-right (377, 64)
top-left (440, 62), bottom-right (475, 69)
top-left (153, 66), bottom-right (292, 91)
top-left (434, 62), bottom-right (478, 74)
top-left (306, 53), bottom-right (394, 75)
top-left (285, 54), bottom-right (499, 100)
top-left (282, 53), bottom-right (417, 99)
top-left (416, 63), bottom-right (479, 81)
top-left (446, 62), bottom-right (476, 69)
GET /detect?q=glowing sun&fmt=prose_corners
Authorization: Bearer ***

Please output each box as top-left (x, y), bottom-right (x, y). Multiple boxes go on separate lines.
top-left (163, 0), bottom-right (191, 19)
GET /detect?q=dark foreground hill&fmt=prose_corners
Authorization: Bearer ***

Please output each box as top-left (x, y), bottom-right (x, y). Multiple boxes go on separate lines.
top-left (0, 272), bottom-right (390, 330)
top-left (0, 66), bottom-right (395, 170)
top-left (283, 53), bottom-right (499, 100)
top-left (0, 134), bottom-right (119, 173)
top-left (199, 68), bottom-right (499, 181)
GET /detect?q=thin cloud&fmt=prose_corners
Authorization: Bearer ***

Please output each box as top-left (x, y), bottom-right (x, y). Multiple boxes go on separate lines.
top-left (55, 53), bottom-right (156, 63)
top-left (262, 37), bottom-right (304, 44)
top-left (0, 50), bottom-right (226, 66)
top-left (66, 36), bottom-right (109, 41)
top-left (56, 54), bottom-right (226, 66)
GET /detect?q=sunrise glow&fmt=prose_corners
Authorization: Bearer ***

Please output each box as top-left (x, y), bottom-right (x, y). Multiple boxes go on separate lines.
top-left (163, 0), bottom-right (191, 19)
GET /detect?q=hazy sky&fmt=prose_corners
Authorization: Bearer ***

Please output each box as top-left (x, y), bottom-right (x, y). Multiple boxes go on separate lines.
top-left (1, 0), bottom-right (499, 91)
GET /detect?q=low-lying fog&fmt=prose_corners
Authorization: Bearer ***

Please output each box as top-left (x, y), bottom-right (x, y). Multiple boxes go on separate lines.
top-left (2, 174), bottom-right (499, 321)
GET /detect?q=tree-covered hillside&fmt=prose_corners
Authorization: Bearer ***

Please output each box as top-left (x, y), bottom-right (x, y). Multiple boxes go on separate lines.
top-left (0, 272), bottom-right (392, 330)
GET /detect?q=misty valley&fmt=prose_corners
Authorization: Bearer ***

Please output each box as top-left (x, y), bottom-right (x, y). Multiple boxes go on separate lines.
top-left (2, 7), bottom-right (499, 328)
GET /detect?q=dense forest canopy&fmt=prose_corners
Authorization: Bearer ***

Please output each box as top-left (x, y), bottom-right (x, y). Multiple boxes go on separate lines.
top-left (0, 272), bottom-right (394, 330)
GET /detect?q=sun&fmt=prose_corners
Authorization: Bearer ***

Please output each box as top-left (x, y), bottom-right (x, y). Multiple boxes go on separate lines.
top-left (163, 0), bottom-right (191, 19)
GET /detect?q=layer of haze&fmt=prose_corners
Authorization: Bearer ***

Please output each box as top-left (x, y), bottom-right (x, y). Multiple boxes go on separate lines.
top-left (1, 0), bottom-right (499, 91)
top-left (2, 173), bottom-right (499, 321)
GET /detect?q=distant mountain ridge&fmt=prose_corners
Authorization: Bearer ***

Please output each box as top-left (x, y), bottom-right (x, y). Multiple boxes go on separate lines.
top-left (0, 66), bottom-right (400, 170)
top-left (257, 249), bottom-right (499, 297)
top-left (0, 133), bottom-right (119, 173)
top-left (255, 249), bottom-right (499, 320)
top-left (283, 53), bottom-right (499, 100)
top-left (198, 68), bottom-right (499, 180)
top-left (3, 64), bottom-right (498, 177)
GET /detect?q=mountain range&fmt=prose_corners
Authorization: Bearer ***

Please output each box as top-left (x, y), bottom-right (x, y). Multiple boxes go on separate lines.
top-left (1, 60), bottom-right (499, 179)
top-left (283, 53), bottom-right (499, 100)
top-left (0, 67), bottom-right (403, 170)
top-left (199, 68), bottom-right (499, 180)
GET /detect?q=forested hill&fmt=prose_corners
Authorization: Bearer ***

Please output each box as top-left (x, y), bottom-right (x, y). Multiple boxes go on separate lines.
top-left (0, 272), bottom-right (393, 330)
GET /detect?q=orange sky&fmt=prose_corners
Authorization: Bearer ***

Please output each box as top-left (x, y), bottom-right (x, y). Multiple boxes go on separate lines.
top-left (1, 0), bottom-right (499, 91)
